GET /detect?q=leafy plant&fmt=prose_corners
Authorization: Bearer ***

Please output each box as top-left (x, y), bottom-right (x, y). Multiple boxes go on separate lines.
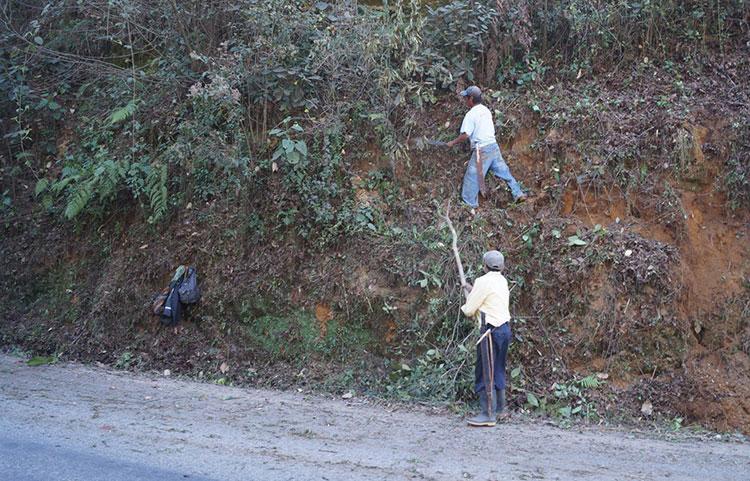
top-left (27, 355), bottom-right (57, 366)
top-left (269, 119), bottom-right (308, 166)
top-left (567, 235), bottom-right (587, 246)
top-left (524, 375), bottom-right (604, 421)
top-left (115, 351), bottom-right (134, 369)
top-left (108, 100), bottom-right (138, 125)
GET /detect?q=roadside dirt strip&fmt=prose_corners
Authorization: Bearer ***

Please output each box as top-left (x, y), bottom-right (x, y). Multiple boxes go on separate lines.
top-left (1, 354), bottom-right (748, 481)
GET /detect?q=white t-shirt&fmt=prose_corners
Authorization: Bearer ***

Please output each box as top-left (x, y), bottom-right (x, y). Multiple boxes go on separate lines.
top-left (460, 104), bottom-right (496, 148)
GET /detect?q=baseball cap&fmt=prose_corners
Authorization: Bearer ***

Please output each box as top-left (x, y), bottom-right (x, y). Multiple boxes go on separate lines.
top-left (459, 86), bottom-right (481, 97)
top-left (483, 250), bottom-right (505, 271)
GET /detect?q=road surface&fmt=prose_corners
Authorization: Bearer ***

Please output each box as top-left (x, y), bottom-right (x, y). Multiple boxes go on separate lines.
top-left (1, 354), bottom-right (748, 481)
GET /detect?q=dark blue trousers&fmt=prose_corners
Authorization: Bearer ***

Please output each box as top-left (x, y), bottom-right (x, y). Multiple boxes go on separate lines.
top-left (474, 321), bottom-right (512, 393)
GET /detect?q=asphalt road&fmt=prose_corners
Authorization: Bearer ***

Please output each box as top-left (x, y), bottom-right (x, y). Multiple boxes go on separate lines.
top-left (1, 354), bottom-right (748, 481)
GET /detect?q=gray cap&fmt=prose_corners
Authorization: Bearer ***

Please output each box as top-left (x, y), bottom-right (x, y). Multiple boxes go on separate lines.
top-left (483, 250), bottom-right (505, 271)
top-left (460, 86), bottom-right (481, 97)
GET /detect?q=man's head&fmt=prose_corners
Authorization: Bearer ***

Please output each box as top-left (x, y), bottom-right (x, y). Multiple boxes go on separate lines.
top-left (460, 85), bottom-right (482, 107)
top-left (483, 250), bottom-right (504, 272)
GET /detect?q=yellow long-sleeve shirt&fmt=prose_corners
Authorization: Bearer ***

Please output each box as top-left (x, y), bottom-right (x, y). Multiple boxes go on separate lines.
top-left (460, 271), bottom-right (511, 327)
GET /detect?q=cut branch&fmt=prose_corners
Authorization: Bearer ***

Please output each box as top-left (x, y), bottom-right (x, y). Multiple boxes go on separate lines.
top-left (443, 202), bottom-right (468, 296)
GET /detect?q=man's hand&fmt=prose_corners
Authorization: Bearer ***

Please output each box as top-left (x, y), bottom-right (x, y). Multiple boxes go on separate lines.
top-left (447, 132), bottom-right (469, 149)
top-left (462, 282), bottom-right (473, 297)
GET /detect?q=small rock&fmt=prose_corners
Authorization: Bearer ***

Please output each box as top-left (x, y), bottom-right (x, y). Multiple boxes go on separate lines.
top-left (163, 369), bottom-right (171, 377)
top-left (624, 249), bottom-right (633, 257)
top-left (342, 391), bottom-right (354, 399)
top-left (641, 400), bottom-right (653, 416)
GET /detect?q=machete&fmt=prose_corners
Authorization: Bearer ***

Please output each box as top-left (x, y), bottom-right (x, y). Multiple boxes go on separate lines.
top-left (412, 136), bottom-right (448, 150)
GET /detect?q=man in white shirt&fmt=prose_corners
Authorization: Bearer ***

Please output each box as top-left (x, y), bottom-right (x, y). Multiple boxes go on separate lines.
top-left (447, 86), bottom-right (526, 208)
top-left (461, 250), bottom-right (513, 426)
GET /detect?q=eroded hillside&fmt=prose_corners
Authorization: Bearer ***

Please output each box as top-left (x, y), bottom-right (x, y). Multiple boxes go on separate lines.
top-left (1, 0), bottom-right (749, 434)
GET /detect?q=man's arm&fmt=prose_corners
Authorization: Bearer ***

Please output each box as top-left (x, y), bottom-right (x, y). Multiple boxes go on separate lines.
top-left (461, 278), bottom-right (487, 318)
top-left (447, 132), bottom-right (469, 148)
top-left (448, 110), bottom-right (474, 148)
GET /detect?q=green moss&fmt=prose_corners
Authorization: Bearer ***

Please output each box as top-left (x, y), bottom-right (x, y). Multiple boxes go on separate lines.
top-left (239, 300), bottom-right (374, 362)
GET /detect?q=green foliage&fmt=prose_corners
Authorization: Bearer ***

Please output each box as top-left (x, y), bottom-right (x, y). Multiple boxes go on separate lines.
top-left (3, 0), bottom-right (746, 227)
top-left (531, 0), bottom-right (746, 67)
top-left (577, 374), bottom-right (603, 389)
top-left (669, 416), bottom-right (684, 432)
top-left (383, 293), bottom-right (477, 403)
top-left (524, 375), bottom-right (604, 422)
top-left (239, 300), bottom-right (373, 362)
top-left (723, 121), bottom-right (750, 211)
top-left (385, 345), bottom-right (474, 402)
top-left (425, 0), bottom-right (501, 81)
top-left (146, 163), bottom-right (168, 224)
top-left (115, 351), bottom-right (134, 369)
top-left (108, 100), bottom-right (138, 125)
top-left (266, 121), bottom-right (386, 247)
top-left (26, 355), bottom-right (57, 366)
top-left (270, 121), bottom-right (308, 165)
top-left (63, 179), bottom-right (94, 219)
top-left (1, 190), bottom-right (13, 216)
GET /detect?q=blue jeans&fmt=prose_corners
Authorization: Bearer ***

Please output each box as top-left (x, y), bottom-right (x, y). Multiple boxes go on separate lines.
top-left (461, 143), bottom-right (524, 207)
top-left (474, 321), bottom-right (512, 393)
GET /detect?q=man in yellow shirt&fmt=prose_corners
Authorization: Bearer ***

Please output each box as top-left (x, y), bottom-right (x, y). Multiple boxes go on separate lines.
top-left (461, 250), bottom-right (513, 427)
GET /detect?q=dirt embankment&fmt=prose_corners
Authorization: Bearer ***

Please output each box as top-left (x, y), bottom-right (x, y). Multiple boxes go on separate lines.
top-left (2, 60), bottom-right (749, 434)
top-left (515, 119), bottom-right (750, 433)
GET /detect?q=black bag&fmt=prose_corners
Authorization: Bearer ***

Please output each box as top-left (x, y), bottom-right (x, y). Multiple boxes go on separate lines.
top-left (156, 265), bottom-right (200, 326)
top-left (177, 266), bottom-right (201, 304)
top-left (151, 287), bottom-right (170, 316)
top-left (161, 285), bottom-right (182, 326)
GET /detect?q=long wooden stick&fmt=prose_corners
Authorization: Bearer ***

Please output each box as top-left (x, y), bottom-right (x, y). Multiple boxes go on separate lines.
top-left (443, 203), bottom-right (468, 295)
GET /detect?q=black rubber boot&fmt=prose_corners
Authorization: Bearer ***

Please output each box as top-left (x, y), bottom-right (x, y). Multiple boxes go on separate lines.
top-left (467, 391), bottom-right (496, 427)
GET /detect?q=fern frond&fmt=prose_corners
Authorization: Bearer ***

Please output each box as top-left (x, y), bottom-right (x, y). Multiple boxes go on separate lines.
top-left (109, 100), bottom-right (138, 125)
top-left (35, 178), bottom-right (49, 196)
top-left (577, 375), bottom-right (603, 389)
top-left (146, 162), bottom-right (168, 223)
top-left (64, 180), bottom-right (94, 219)
top-left (97, 159), bottom-right (125, 199)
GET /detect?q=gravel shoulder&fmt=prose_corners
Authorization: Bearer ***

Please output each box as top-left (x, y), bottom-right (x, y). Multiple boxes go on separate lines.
top-left (1, 354), bottom-right (748, 481)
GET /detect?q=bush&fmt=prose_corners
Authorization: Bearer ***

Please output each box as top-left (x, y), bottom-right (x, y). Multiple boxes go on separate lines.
top-left (2, 0), bottom-right (748, 226)
top-left (724, 120), bottom-right (750, 211)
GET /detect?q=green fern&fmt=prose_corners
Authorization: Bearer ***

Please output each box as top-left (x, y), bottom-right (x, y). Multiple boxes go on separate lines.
top-left (51, 175), bottom-right (76, 194)
top-left (64, 180), bottom-right (94, 219)
top-left (146, 162), bottom-right (168, 223)
top-left (577, 375), bottom-right (603, 389)
top-left (34, 178), bottom-right (49, 196)
top-left (108, 100), bottom-right (138, 125)
top-left (96, 159), bottom-right (126, 199)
